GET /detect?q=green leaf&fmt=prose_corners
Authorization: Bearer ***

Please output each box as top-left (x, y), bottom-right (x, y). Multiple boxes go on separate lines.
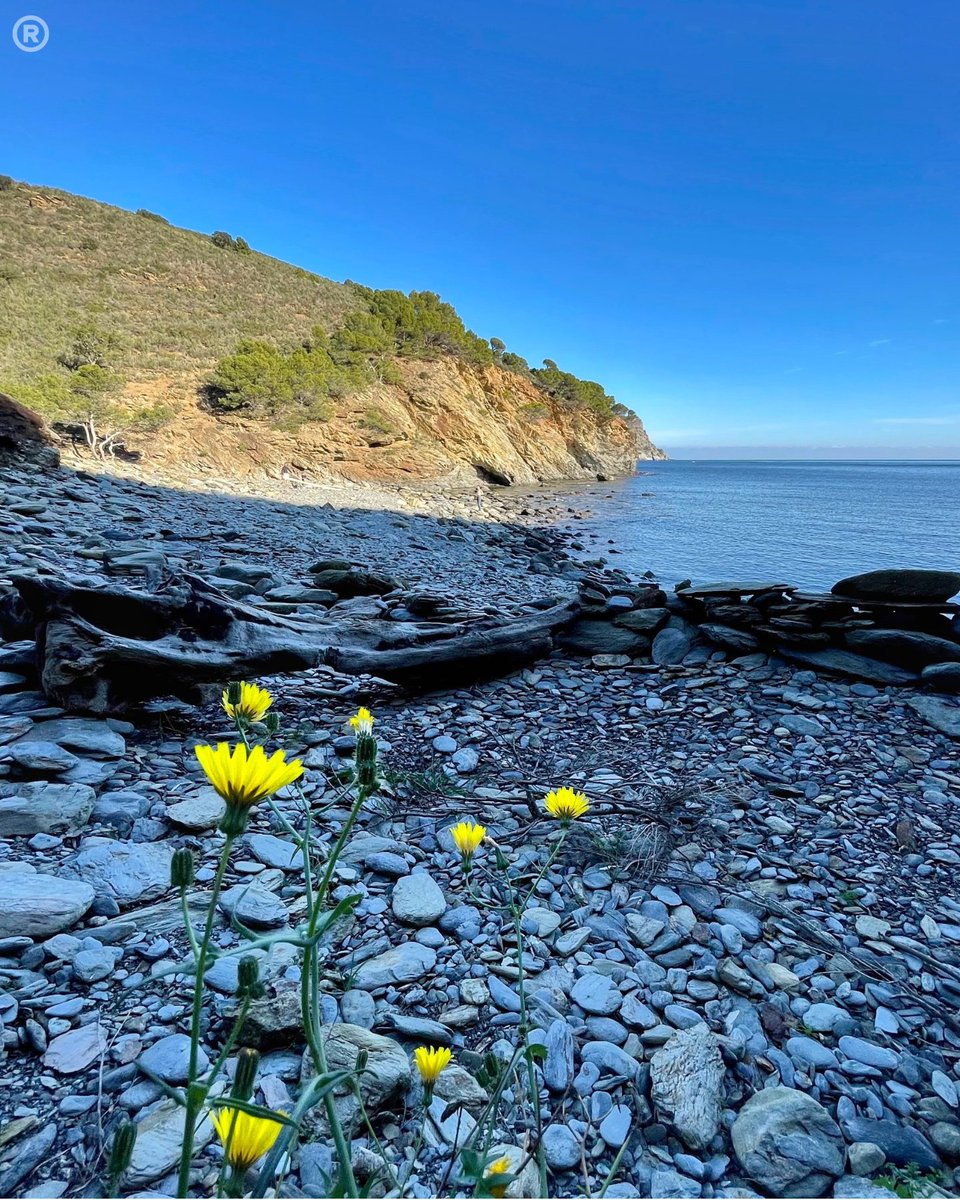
top-left (207, 1096), bottom-right (298, 1129)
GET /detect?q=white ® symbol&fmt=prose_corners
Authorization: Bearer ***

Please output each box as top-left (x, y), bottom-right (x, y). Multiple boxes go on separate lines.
top-left (12, 15), bottom-right (49, 52)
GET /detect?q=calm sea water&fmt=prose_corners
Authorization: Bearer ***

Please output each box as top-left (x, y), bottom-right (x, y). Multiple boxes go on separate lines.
top-left (551, 460), bottom-right (960, 590)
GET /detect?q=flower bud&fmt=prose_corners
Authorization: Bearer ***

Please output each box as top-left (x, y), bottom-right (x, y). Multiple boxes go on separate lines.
top-left (264, 712), bottom-right (281, 736)
top-left (355, 1048), bottom-right (369, 1075)
top-left (108, 1119), bottom-right (137, 1180)
top-left (232, 1047), bottom-right (260, 1102)
top-left (237, 954), bottom-right (263, 999)
top-left (170, 847), bottom-right (195, 890)
top-left (226, 680), bottom-right (243, 707)
top-left (354, 731), bottom-right (378, 791)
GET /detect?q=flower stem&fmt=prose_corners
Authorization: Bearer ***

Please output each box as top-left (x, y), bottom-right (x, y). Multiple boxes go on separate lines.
top-left (177, 834), bottom-right (234, 1198)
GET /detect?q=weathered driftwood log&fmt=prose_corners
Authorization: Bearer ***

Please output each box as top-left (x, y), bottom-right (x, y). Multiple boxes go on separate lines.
top-left (12, 572), bottom-right (580, 713)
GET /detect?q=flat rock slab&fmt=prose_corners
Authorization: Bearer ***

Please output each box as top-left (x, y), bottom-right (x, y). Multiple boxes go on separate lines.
top-left (126, 1098), bottom-right (215, 1188)
top-left (781, 648), bottom-right (917, 686)
top-left (905, 695), bottom-right (960, 738)
top-left (13, 718), bottom-right (126, 757)
top-left (2, 740), bottom-right (80, 773)
top-left (0, 782), bottom-right (95, 836)
top-left (845, 628), bottom-right (960, 669)
top-left (43, 1022), bottom-right (107, 1074)
top-left (62, 838), bottom-right (173, 906)
top-left (651, 1024), bottom-right (724, 1150)
top-left (0, 871), bottom-right (95, 937)
top-left (677, 581), bottom-right (791, 597)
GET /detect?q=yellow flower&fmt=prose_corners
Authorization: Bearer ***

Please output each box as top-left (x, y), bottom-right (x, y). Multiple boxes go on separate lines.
top-left (195, 742), bottom-right (303, 809)
top-left (485, 1156), bottom-right (513, 1199)
top-left (349, 706), bottom-right (375, 734)
top-left (414, 1044), bottom-right (451, 1087)
top-left (222, 681), bottom-right (273, 724)
top-left (543, 786), bottom-right (590, 824)
top-left (210, 1105), bottom-right (284, 1172)
top-left (450, 821), bottom-right (486, 860)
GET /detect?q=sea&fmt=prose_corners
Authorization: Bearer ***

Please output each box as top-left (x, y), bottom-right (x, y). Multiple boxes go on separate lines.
top-left (550, 459), bottom-right (960, 591)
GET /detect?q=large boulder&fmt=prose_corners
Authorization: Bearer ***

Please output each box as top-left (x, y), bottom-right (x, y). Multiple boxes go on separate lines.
top-left (651, 1024), bottom-right (725, 1150)
top-left (832, 569), bottom-right (960, 604)
top-left (651, 623), bottom-right (698, 665)
top-left (922, 662), bottom-right (960, 694)
top-left (732, 1086), bottom-right (845, 1197)
top-left (557, 617), bottom-right (650, 657)
top-left (0, 392), bottom-right (59, 467)
top-left (844, 629), bottom-right (960, 670)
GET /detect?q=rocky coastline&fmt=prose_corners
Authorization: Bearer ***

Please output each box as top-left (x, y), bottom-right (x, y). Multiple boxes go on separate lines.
top-left (1, 456), bottom-right (959, 1199)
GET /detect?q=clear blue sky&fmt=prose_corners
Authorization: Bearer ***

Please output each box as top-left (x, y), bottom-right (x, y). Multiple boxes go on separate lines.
top-left (4, 0), bottom-right (959, 457)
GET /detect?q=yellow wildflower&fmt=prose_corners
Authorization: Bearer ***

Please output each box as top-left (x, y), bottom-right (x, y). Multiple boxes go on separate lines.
top-left (450, 821), bottom-right (486, 861)
top-left (543, 786), bottom-right (590, 824)
top-left (485, 1156), bottom-right (513, 1199)
top-left (349, 706), bottom-right (375, 734)
top-left (210, 1105), bottom-right (284, 1172)
top-left (222, 681), bottom-right (273, 724)
top-left (414, 1044), bottom-right (451, 1087)
top-left (195, 743), bottom-right (303, 809)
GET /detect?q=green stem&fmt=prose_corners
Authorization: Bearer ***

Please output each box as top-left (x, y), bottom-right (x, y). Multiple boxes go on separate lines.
top-left (177, 834), bottom-right (234, 1199)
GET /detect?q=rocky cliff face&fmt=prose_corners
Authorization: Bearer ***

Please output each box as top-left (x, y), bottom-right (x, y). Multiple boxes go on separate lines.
top-left (130, 357), bottom-right (663, 486)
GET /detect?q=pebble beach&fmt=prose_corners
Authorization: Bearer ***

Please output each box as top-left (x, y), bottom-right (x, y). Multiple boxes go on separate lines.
top-left (1, 459), bottom-right (959, 1199)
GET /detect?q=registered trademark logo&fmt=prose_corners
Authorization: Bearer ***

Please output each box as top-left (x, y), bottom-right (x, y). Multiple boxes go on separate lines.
top-left (12, 15), bottom-right (48, 52)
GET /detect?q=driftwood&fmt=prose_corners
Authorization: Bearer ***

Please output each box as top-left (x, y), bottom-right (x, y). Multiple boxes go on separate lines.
top-left (11, 571), bottom-right (580, 713)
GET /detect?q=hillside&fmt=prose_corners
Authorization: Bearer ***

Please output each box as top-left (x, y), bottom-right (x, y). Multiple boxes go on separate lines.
top-left (0, 178), bottom-right (663, 483)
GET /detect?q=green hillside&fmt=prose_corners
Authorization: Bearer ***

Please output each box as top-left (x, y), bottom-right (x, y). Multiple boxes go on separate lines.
top-left (0, 177), bottom-right (357, 395)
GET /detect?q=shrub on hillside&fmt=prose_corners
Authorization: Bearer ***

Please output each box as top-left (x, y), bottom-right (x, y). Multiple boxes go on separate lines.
top-left (207, 335), bottom-right (368, 424)
top-left (0, 175), bottom-right (15, 192)
top-left (136, 208), bottom-right (170, 224)
top-left (58, 324), bottom-right (118, 371)
top-left (210, 231), bottom-right (253, 252)
top-left (531, 358), bottom-right (615, 416)
top-left (207, 285), bottom-right (620, 425)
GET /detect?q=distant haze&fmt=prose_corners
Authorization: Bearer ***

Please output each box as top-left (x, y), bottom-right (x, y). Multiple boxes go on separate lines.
top-left (662, 445), bottom-right (960, 461)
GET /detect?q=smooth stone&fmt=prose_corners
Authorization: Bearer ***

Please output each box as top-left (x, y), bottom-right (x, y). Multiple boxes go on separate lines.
top-left (571, 972), bottom-right (622, 1015)
top-left (391, 872), bottom-right (446, 927)
top-left (542, 1124), bottom-right (581, 1171)
top-left (353, 943), bottom-right (437, 991)
top-left (139, 1033), bottom-right (209, 1084)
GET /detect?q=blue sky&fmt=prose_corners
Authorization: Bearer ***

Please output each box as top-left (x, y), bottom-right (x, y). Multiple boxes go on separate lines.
top-left (3, 0), bottom-right (959, 457)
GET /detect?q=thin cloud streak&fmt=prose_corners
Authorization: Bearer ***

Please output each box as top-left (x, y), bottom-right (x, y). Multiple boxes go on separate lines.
top-left (874, 415), bottom-right (960, 426)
